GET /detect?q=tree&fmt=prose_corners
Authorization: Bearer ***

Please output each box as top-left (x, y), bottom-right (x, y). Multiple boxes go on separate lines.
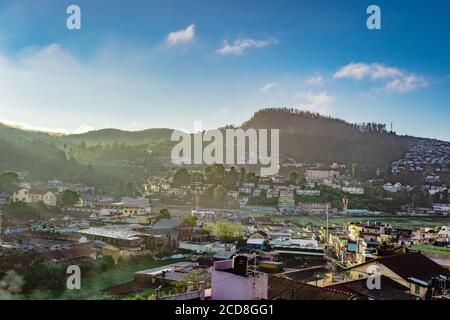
top-left (352, 163), bottom-right (358, 178)
top-left (0, 172), bottom-right (20, 193)
top-left (288, 171), bottom-right (299, 185)
top-left (159, 208), bottom-right (171, 219)
top-left (60, 190), bottom-right (80, 208)
top-left (442, 189), bottom-right (449, 203)
top-left (224, 167), bottom-right (238, 190)
top-left (204, 220), bottom-right (244, 243)
top-left (182, 214), bottom-right (198, 226)
top-left (213, 185), bottom-right (227, 207)
top-left (239, 167), bottom-right (246, 186)
top-left (172, 168), bottom-right (191, 187)
top-left (124, 181), bottom-right (135, 197)
top-left (205, 164), bottom-right (225, 185)
top-left (191, 172), bottom-right (205, 183)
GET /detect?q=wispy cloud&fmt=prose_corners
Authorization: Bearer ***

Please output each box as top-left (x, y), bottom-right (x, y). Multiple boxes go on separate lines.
top-left (293, 90), bottom-right (335, 114)
top-left (260, 82), bottom-right (277, 93)
top-left (217, 38), bottom-right (277, 55)
top-left (333, 62), bottom-right (428, 93)
top-left (306, 75), bottom-right (323, 85)
top-left (0, 43), bottom-right (170, 132)
top-left (166, 24), bottom-right (195, 46)
top-left (0, 117), bottom-right (94, 134)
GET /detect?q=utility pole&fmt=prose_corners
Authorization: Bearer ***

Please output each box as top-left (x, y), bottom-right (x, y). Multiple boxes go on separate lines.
top-left (343, 196), bottom-right (348, 238)
top-left (0, 211), bottom-right (3, 244)
top-left (326, 203), bottom-right (329, 245)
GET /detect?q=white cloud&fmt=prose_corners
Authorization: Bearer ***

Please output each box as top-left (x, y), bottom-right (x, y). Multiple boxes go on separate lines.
top-left (333, 62), bottom-right (427, 93)
top-left (260, 82), bottom-right (277, 93)
top-left (217, 38), bottom-right (277, 55)
top-left (73, 124), bottom-right (96, 134)
top-left (0, 117), bottom-right (70, 133)
top-left (293, 90), bottom-right (335, 114)
top-left (0, 43), bottom-right (169, 132)
top-left (166, 24), bottom-right (195, 46)
top-left (306, 75), bottom-right (323, 85)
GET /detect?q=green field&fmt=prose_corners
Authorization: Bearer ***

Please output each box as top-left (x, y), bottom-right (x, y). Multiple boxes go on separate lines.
top-left (271, 215), bottom-right (450, 230)
top-left (18, 256), bottom-right (185, 300)
top-left (410, 244), bottom-right (450, 256)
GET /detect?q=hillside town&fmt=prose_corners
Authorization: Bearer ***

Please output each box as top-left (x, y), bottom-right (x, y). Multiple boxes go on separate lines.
top-left (1, 138), bottom-right (449, 300)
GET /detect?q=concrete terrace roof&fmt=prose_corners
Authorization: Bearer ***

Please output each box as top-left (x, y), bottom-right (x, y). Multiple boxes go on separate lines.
top-left (150, 218), bottom-right (182, 230)
top-left (78, 225), bottom-right (144, 241)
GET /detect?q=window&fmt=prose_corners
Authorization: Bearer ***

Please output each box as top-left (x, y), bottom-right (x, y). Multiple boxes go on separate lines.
top-left (415, 285), bottom-right (421, 295)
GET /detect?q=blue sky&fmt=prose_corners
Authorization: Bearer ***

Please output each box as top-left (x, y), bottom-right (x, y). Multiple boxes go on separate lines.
top-left (0, 0), bottom-right (449, 140)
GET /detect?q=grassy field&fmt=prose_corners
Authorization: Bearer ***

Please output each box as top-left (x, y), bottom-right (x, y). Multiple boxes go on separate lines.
top-left (19, 256), bottom-right (186, 300)
top-left (411, 244), bottom-right (450, 256)
top-left (272, 215), bottom-right (450, 229)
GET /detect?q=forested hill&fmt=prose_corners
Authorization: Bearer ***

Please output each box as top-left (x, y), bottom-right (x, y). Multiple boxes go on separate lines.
top-left (241, 108), bottom-right (417, 167)
top-left (0, 108), bottom-right (426, 183)
top-left (62, 128), bottom-right (173, 146)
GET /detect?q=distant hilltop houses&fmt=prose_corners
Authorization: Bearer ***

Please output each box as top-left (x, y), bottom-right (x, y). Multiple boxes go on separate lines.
top-left (391, 139), bottom-right (449, 175)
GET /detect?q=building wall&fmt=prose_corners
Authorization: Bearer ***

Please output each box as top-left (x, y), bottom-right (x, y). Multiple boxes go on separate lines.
top-left (349, 261), bottom-right (426, 298)
top-left (211, 269), bottom-right (268, 300)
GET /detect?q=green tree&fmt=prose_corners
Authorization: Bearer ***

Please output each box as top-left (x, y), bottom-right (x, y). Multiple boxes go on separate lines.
top-left (224, 167), bottom-right (238, 190)
top-left (239, 167), bottom-right (246, 186)
top-left (191, 172), bottom-right (205, 183)
top-left (60, 190), bottom-right (81, 208)
top-left (124, 181), bottom-right (135, 197)
top-left (288, 171), bottom-right (299, 185)
top-left (352, 163), bottom-right (358, 178)
top-left (204, 220), bottom-right (244, 243)
top-left (213, 185), bottom-right (227, 207)
top-left (182, 214), bottom-right (198, 226)
top-left (205, 164), bottom-right (225, 185)
top-left (159, 208), bottom-right (171, 219)
top-left (0, 172), bottom-right (20, 193)
top-left (172, 168), bottom-right (191, 187)
top-left (442, 189), bottom-right (449, 203)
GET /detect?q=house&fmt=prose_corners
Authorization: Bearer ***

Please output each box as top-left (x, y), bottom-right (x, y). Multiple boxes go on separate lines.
top-left (101, 245), bottom-right (123, 263)
top-left (246, 238), bottom-right (265, 250)
top-left (11, 187), bottom-right (58, 206)
top-left (30, 188), bottom-right (58, 206)
top-left (344, 252), bottom-right (450, 298)
top-left (11, 187), bottom-right (32, 203)
top-left (135, 262), bottom-right (206, 287)
top-left (78, 224), bottom-right (164, 253)
top-left (0, 192), bottom-right (10, 203)
top-left (268, 274), bottom-right (355, 300)
top-left (95, 197), bottom-right (151, 218)
top-left (148, 218), bottom-right (194, 247)
top-left (296, 202), bottom-right (332, 215)
top-left (305, 170), bottom-right (340, 181)
top-left (326, 276), bottom-right (417, 300)
top-left (209, 258), bottom-right (269, 300)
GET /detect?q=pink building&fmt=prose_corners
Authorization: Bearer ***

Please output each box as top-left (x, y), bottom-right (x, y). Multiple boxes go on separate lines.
top-left (209, 259), bottom-right (268, 300)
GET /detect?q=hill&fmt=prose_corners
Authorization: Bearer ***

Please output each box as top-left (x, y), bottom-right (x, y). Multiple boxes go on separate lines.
top-left (61, 128), bottom-right (173, 146)
top-left (0, 108), bottom-right (427, 185)
top-left (241, 108), bottom-right (417, 167)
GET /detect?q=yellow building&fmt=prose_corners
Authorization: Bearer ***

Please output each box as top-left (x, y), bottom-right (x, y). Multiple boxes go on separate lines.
top-left (12, 187), bottom-right (58, 206)
top-left (12, 188), bottom-right (32, 203)
top-left (101, 245), bottom-right (123, 263)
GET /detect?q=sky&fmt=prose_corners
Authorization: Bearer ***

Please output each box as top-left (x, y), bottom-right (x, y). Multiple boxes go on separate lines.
top-left (0, 0), bottom-right (449, 140)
